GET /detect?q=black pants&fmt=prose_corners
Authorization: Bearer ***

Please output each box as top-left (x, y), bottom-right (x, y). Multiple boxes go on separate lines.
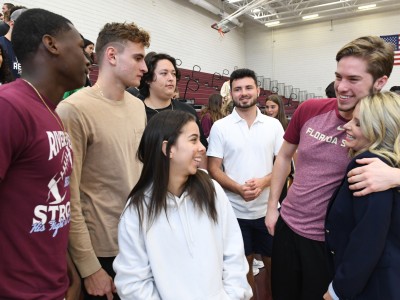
top-left (83, 257), bottom-right (120, 300)
top-left (271, 217), bottom-right (331, 300)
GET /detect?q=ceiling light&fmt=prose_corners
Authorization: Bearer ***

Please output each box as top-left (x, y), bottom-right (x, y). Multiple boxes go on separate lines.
top-left (265, 21), bottom-right (280, 27)
top-left (358, 4), bottom-right (376, 10)
top-left (254, 13), bottom-right (276, 19)
top-left (252, 8), bottom-right (261, 13)
top-left (228, 0), bottom-right (242, 3)
top-left (302, 14), bottom-right (319, 20)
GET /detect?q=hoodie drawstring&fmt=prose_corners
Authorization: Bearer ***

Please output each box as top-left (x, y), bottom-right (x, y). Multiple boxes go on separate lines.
top-left (176, 194), bottom-right (195, 257)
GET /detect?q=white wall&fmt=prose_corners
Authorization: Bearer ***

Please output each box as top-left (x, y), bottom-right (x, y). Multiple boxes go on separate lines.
top-left (244, 10), bottom-right (400, 96)
top-left (10, 1), bottom-right (399, 93)
top-left (12, 0), bottom-right (246, 74)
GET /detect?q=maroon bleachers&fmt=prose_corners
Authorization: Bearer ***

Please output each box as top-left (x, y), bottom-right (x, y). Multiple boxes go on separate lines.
top-left (88, 64), bottom-right (99, 85)
top-left (177, 67), bottom-right (301, 118)
top-left (90, 64), bottom-right (299, 118)
top-left (177, 68), bottom-right (229, 107)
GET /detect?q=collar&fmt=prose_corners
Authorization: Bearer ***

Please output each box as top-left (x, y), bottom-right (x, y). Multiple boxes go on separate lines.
top-left (231, 106), bottom-right (264, 124)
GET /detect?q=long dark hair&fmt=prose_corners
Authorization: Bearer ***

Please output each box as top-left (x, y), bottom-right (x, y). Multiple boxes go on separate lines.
top-left (0, 44), bottom-right (13, 83)
top-left (127, 110), bottom-right (217, 229)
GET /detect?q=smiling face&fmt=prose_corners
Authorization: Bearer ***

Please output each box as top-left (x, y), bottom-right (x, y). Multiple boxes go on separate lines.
top-left (169, 120), bottom-right (205, 178)
top-left (231, 76), bottom-right (260, 110)
top-left (343, 104), bottom-right (370, 152)
top-left (148, 59), bottom-right (177, 101)
top-left (265, 100), bottom-right (279, 118)
top-left (334, 56), bottom-right (386, 119)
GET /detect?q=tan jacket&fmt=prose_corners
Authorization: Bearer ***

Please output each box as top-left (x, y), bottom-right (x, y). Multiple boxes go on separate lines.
top-left (57, 87), bottom-right (146, 277)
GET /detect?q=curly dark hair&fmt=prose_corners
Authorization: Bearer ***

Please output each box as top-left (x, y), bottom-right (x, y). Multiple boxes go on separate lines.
top-left (229, 68), bottom-right (258, 90)
top-left (139, 52), bottom-right (181, 98)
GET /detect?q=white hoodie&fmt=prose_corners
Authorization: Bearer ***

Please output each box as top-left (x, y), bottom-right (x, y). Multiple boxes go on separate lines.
top-left (113, 179), bottom-right (252, 300)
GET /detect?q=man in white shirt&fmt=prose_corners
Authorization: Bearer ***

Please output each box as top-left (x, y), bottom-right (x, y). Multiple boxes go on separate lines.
top-left (208, 68), bottom-right (284, 299)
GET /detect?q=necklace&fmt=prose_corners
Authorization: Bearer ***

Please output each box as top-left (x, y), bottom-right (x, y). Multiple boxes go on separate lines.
top-left (22, 79), bottom-right (65, 132)
top-left (95, 83), bottom-right (105, 97)
top-left (145, 100), bottom-right (174, 114)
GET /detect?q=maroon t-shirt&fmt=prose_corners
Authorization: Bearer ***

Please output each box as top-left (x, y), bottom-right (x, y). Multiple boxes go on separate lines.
top-left (281, 98), bottom-right (350, 241)
top-left (0, 79), bottom-right (72, 299)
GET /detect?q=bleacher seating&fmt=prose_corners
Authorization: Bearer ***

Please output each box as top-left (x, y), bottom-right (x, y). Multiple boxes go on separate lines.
top-left (89, 63), bottom-right (301, 119)
top-left (88, 64), bottom-right (99, 85)
top-left (177, 67), bottom-right (299, 118)
top-left (177, 68), bottom-right (228, 107)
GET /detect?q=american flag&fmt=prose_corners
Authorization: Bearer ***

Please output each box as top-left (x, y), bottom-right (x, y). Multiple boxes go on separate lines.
top-left (380, 34), bottom-right (400, 66)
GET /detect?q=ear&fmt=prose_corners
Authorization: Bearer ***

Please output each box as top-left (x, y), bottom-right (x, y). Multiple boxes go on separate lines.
top-left (257, 86), bottom-right (261, 97)
top-left (374, 75), bottom-right (388, 92)
top-left (161, 141), bottom-right (170, 158)
top-left (42, 34), bottom-right (59, 55)
top-left (104, 46), bottom-right (117, 66)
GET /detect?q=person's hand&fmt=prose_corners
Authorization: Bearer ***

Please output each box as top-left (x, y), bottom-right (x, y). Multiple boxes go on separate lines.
top-left (323, 291), bottom-right (333, 300)
top-left (265, 207), bottom-right (279, 236)
top-left (245, 178), bottom-right (266, 190)
top-left (65, 252), bottom-right (81, 300)
top-left (347, 157), bottom-right (399, 196)
top-left (65, 281), bottom-right (82, 300)
top-left (237, 182), bottom-right (261, 202)
top-left (84, 268), bottom-right (116, 300)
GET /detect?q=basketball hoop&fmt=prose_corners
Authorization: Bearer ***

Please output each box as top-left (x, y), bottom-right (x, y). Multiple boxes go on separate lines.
top-left (211, 22), bottom-right (232, 38)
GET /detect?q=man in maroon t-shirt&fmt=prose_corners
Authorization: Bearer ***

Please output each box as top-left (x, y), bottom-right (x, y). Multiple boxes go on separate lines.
top-left (0, 9), bottom-right (88, 300)
top-left (265, 36), bottom-right (397, 300)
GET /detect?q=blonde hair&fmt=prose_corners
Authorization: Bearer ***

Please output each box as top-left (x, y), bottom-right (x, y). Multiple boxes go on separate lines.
top-left (353, 91), bottom-right (400, 167)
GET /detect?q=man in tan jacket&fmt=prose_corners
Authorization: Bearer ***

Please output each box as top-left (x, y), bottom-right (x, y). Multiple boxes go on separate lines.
top-left (57, 22), bottom-right (150, 299)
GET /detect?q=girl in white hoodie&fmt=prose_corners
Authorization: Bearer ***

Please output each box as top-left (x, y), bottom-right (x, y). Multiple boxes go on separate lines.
top-left (113, 110), bottom-right (252, 300)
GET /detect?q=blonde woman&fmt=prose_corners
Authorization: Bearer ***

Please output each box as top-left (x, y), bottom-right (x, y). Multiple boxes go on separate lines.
top-left (324, 92), bottom-right (400, 300)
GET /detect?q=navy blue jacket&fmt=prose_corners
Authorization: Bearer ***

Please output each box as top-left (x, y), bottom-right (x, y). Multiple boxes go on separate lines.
top-left (325, 151), bottom-right (400, 299)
